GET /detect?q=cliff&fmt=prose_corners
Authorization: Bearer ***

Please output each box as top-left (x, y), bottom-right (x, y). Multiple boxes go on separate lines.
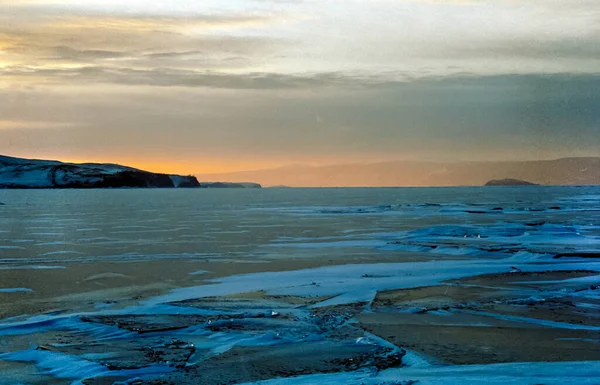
top-left (0, 155), bottom-right (200, 188)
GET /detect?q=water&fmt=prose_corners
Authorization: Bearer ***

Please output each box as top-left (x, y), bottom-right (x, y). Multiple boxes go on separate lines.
top-left (0, 187), bottom-right (599, 384)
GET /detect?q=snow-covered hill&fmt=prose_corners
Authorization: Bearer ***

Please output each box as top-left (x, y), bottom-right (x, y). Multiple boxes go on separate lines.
top-left (0, 155), bottom-right (200, 188)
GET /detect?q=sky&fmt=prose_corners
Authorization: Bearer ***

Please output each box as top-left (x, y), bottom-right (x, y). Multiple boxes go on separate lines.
top-left (0, 0), bottom-right (599, 174)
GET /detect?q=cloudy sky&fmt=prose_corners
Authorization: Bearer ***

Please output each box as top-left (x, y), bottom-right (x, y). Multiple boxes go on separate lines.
top-left (0, 0), bottom-right (598, 174)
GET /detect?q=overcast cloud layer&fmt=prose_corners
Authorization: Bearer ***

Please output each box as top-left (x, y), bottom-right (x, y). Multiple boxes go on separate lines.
top-left (0, 0), bottom-right (598, 173)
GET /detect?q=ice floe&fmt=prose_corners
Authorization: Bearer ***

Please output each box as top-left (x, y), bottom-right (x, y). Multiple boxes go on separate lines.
top-left (0, 288), bottom-right (33, 293)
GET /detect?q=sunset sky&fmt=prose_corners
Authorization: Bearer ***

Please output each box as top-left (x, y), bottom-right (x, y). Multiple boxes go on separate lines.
top-left (0, 0), bottom-right (598, 174)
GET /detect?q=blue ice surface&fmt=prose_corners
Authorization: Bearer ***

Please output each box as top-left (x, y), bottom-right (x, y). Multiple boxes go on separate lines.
top-left (234, 361), bottom-right (600, 385)
top-left (189, 269), bottom-right (210, 275)
top-left (0, 288), bottom-right (33, 293)
top-left (0, 265), bottom-right (66, 271)
top-left (0, 348), bottom-right (174, 384)
top-left (144, 258), bottom-right (600, 308)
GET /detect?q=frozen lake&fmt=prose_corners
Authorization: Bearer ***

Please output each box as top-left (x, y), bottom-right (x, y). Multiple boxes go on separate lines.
top-left (0, 187), bottom-right (599, 384)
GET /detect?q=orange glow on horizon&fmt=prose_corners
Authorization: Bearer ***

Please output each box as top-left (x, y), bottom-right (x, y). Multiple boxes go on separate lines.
top-left (8, 149), bottom-right (570, 180)
top-left (13, 150), bottom-right (412, 176)
top-left (42, 154), bottom-right (428, 176)
top-left (32, 155), bottom-right (286, 175)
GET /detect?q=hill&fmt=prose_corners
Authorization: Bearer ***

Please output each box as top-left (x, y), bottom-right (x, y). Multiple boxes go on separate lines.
top-left (0, 155), bottom-right (199, 188)
top-left (485, 179), bottom-right (538, 186)
top-left (196, 157), bottom-right (600, 187)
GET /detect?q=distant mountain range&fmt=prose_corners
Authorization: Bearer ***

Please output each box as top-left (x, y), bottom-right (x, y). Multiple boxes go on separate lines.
top-left (0, 155), bottom-right (261, 189)
top-left (196, 157), bottom-right (600, 187)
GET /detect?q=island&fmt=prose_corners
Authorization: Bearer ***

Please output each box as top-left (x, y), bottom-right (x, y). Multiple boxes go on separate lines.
top-left (485, 178), bottom-right (539, 186)
top-left (199, 182), bottom-right (262, 189)
top-left (0, 155), bottom-right (260, 189)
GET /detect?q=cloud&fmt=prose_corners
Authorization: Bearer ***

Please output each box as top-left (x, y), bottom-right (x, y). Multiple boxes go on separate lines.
top-left (0, 66), bottom-right (358, 89)
top-left (0, 120), bottom-right (80, 130)
top-left (0, 0), bottom-right (598, 170)
top-left (47, 46), bottom-right (127, 61)
top-left (3, 62), bottom-right (600, 94)
top-left (434, 39), bottom-right (600, 61)
top-left (0, 0), bottom-right (298, 79)
top-left (1, 0), bottom-right (599, 89)
top-left (0, 71), bottom-right (598, 175)
top-left (0, 14), bottom-right (286, 77)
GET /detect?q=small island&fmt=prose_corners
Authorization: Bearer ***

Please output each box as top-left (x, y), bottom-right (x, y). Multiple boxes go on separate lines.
top-left (485, 178), bottom-right (539, 186)
top-left (199, 182), bottom-right (262, 189)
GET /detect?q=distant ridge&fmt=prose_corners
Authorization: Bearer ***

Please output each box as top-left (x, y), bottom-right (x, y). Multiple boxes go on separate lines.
top-left (196, 157), bottom-right (600, 187)
top-left (199, 182), bottom-right (262, 189)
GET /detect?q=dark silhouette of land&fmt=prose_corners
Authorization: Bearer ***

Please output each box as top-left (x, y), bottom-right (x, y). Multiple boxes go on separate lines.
top-left (485, 178), bottom-right (538, 186)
